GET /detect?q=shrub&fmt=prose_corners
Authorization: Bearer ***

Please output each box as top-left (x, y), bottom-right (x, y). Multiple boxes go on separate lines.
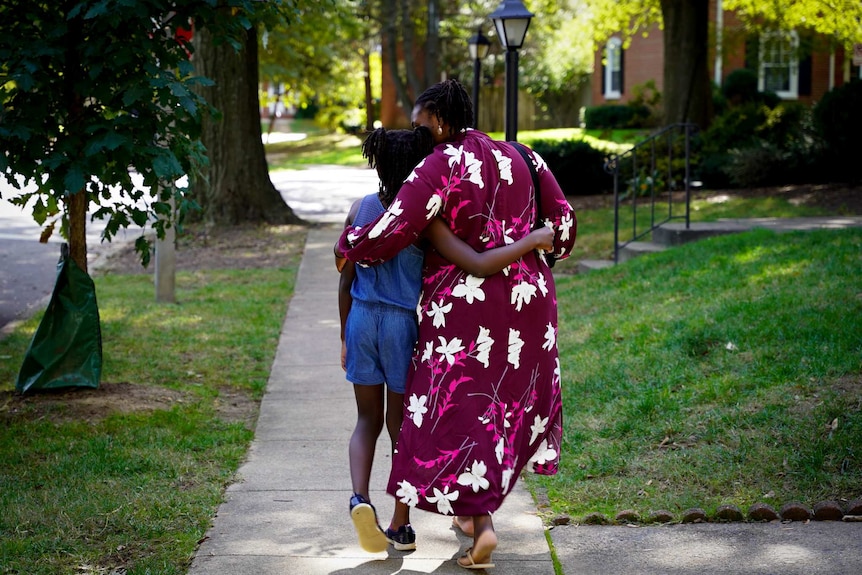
top-left (530, 138), bottom-right (614, 196)
top-left (696, 99), bottom-right (819, 188)
top-left (722, 68), bottom-right (759, 105)
top-left (813, 80), bottom-right (862, 182)
top-left (584, 105), bottom-right (651, 130)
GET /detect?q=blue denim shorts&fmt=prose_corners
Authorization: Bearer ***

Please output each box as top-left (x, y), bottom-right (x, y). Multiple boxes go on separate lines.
top-left (344, 300), bottom-right (418, 393)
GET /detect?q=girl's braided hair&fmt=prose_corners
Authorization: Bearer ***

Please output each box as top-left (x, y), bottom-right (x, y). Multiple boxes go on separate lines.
top-left (414, 79), bottom-right (474, 137)
top-left (361, 126), bottom-right (435, 206)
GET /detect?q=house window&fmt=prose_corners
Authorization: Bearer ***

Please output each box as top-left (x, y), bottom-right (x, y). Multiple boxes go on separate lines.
top-left (759, 31), bottom-right (799, 98)
top-left (604, 37), bottom-right (623, 100)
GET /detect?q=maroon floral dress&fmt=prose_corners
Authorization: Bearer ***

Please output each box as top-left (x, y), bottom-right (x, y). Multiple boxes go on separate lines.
top-left (338, 130), bottom-right (576, 516)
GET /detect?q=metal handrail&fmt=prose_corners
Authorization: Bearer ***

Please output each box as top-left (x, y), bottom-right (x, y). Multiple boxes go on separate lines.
top-left (604, 123), bottom-right (698, 263)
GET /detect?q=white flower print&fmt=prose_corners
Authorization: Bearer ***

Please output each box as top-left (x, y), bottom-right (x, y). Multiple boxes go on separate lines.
top-left (493, 149), bottom-right (513, 185)
top-left (537, 273), bottom-right (549, 297)
top-left (369, 199), bottom-right (403, 239)
top-left (559, 209), bottom-right (575, 242)
top-left (347, 226), bottom-right (362, 244)
top-left (528, 439), bottom-right (558, 470)
top-left (475, 326), bottom-right (494, 368)
top-left (463, 150), bottom-right (484, 188)
top-left (435, 336), bottom-right (465, 366)
top-left (533, 150), bottom-right (548, 171)
top-left (530, 414), bottom-right (549, 445)
top-left (501, 220), bottom-right (515, 245)
top-left (452, 275), bottom-right (486, 304)
top-left (508, 328), bottom-right (524, 369)
top-left (406, 157), bottom-right (426, 182)
top-left (501, 468), bottom-right (515, 494)
top-left (427, 300), bottom-right (452, 328)
top-left (421, 340), bottom-right (434, 363)
top-left (396, 480), bottom-right (419, 507)
top-left (426, 485), bottom-right (459, 515)
top-left (542, 322), bottom-right (556, 351)
top-left (407, 394), bottom-right (428, 428)
top-left (444, 144), bottom-right (463, 167)
top-left (457, 460), bottom-right (490, 493)
top-left (425, 193), bottom-right (443, 220)
top-left (495, 437), bottom-right (505, 464)
top-left (554, 357), bottom-right (561, 383)
top-left (511, 281), bottom-right (537, 311)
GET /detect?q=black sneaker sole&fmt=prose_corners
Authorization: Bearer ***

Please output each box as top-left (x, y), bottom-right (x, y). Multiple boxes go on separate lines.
top-left (386, 536), bottom-right (417, 551)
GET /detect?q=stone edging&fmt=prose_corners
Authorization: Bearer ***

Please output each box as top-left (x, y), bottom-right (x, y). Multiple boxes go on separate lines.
top-left (549, 499), bottom-right (862, 526)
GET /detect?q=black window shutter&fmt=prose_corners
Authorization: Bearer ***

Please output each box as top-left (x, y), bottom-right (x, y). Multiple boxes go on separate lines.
top-left (798, 53), bottom-right (812, 96)
top-left (601, 58), bottom-right (606, 94)
top-left (745, 36), bottom-right (759, 70)
top-left (620, 48), bottom-right (625, 94)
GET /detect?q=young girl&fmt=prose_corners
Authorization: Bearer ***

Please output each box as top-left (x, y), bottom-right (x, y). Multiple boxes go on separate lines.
top-left (338, 126), bottom-right (553, 553)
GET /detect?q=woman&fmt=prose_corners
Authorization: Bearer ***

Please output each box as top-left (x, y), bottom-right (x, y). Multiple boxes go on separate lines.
top-left (338, 79), bottom-right (576, 569)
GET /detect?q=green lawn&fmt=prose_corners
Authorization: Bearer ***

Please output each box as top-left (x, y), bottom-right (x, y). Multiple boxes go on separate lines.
top-left (0, 228), bottom-right (304, 575)
top-left (534, 227), bottom-right (862, 522)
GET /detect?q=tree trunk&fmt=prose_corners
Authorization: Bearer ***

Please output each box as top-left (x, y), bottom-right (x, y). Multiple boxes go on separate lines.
top-left (192, 25), bottom-right (303, 226)
top-left (660, 0), bottom-right (713, 128)
top-left (60, 4), bottom-right (89, 273)
top-left (399, 0), bottom-right (423, 97)
top-left (382, 0), bottom-right (413, 119)
top-left (67, 189), bottom-right (88, 274)
top-left (364, 47), bottom-right (375, 131)
top-left (424, 0), bottom-right (440, 86)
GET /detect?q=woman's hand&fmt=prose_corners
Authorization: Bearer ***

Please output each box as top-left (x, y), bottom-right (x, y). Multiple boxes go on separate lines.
top-left (528, 225), bottom-right (555, 252)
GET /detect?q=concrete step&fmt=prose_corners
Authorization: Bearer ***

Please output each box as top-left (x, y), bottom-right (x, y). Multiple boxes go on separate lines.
top-left (617, 241), bottom-right (666, 263)
top-left (652, 221), bottom-right (750, 246)
top-left (577, 259), bottom-right (615, 273)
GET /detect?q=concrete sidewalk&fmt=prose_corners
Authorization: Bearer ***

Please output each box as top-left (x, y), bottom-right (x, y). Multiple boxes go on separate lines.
top-left (186, 226), bottom-right (554, 575)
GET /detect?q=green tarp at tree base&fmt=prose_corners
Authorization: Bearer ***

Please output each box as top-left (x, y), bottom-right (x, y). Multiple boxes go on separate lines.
top-left (15, 243), bottom-right (102, 393)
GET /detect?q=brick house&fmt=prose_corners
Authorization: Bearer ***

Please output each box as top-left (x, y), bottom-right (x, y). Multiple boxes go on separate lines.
top-left (592, 0), bottom-right (861, 108)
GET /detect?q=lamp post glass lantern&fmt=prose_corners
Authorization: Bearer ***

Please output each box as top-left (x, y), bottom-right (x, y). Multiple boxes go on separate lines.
top-left (467, 28), bottom-right (491, 129)
top-left (489, 0), bottom-right (533, 141)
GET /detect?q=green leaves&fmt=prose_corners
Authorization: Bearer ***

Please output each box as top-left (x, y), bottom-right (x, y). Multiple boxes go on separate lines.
top-left (1, 0), bottom-right (263, 265)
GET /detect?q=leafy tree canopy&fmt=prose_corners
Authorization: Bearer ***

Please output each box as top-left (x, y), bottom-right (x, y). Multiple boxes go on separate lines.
top-left (0, 0), bottom-right (297, 264)
top-left (582, 0), bottom-right (862, 46)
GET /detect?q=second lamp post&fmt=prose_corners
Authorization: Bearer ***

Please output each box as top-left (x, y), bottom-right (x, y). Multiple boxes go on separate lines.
top-left (467, 28), bottom-right (491, 129)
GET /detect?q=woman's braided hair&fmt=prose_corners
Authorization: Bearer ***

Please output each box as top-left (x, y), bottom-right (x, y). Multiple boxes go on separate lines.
top-left (414, 79), bottom-right (474, 137)
top-left (361, 126), bottom-right (436, 206)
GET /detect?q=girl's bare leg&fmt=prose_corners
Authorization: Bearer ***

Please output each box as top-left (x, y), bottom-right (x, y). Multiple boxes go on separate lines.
top-left (349, 384), bottom-right (385, 498)
top-left (385, 387), bottom-right (411, 530)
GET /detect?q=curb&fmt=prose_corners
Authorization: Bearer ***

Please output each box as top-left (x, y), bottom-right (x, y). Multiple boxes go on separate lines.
top-left (547, 498), bottom-right (862, 526)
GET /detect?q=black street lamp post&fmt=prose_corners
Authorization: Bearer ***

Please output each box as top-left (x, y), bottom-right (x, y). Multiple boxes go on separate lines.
top-left (467, 28), bottom-right (491, 129)
top-left (489, 0), bottom-right (533, 142)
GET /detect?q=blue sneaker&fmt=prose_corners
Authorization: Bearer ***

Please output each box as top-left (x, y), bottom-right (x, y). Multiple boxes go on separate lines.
top-left (349, 494), bottom-right (388, 553)
top-left (385, 524), bottom-right (417, 551)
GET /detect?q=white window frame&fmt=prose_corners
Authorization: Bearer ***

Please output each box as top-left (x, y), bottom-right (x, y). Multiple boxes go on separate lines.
top-left (604, 37), bottom-right (622, 100)
top-left (758, 30), bottom-right (799, 99)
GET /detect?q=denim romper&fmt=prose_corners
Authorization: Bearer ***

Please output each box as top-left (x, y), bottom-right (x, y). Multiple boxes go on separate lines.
top-left (344, 194), bottom-right (423, 392)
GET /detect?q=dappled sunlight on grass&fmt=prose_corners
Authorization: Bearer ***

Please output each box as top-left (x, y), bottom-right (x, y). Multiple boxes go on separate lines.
top-left (541, 227), bottom-right (862, 519)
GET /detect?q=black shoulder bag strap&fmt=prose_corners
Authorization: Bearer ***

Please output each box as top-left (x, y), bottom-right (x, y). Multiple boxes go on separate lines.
top-left (510, 142), bottom-right (556, 267)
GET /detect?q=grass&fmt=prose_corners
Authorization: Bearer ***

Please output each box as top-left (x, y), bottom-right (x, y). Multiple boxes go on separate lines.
top-left (0, 228), bottom-right (303, 574)
top-left (532, 227), bottom-right (862, 521)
